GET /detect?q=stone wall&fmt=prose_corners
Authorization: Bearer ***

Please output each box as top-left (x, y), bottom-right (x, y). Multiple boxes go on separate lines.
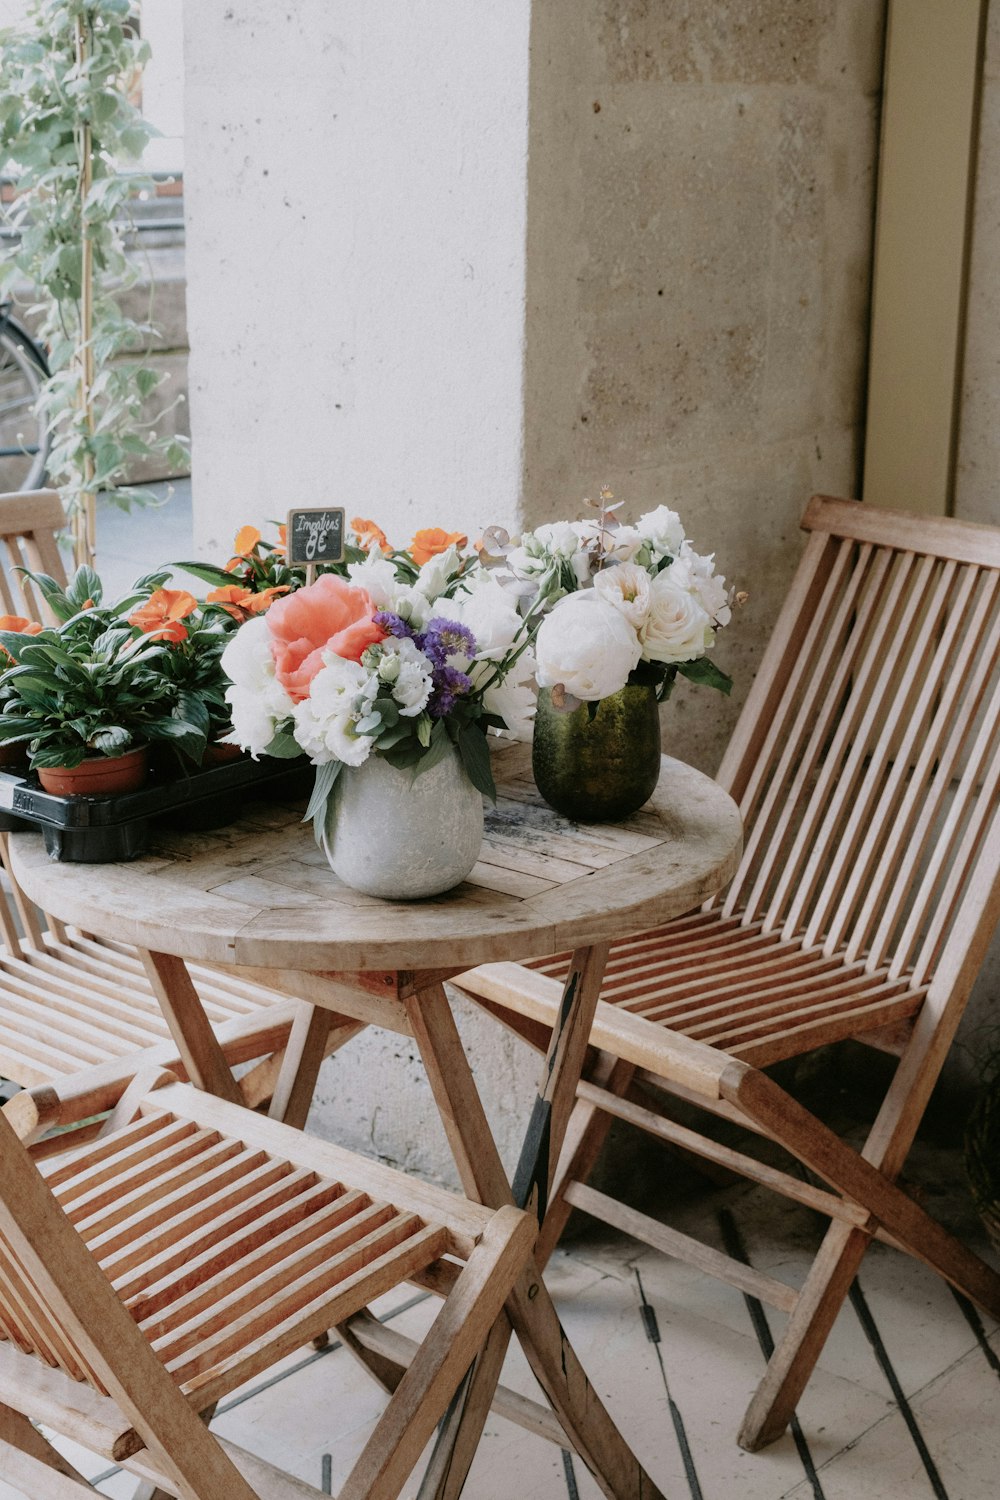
top-left (956, 2), bottom-right (1000, 526)
top-left (521, 0), bottom-right (886, 773)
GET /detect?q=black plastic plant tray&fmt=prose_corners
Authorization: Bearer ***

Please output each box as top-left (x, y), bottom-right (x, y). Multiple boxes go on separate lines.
top-left (0, 754), bottom-right (313, 863)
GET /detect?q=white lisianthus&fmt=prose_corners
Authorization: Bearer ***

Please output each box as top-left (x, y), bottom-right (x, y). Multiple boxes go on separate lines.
top-left (639, 563), bottom-right (714, 664)
top-left (507, 522), bottom-right (591, 587)
top-left (415, 544), bottom-right (463, 601)
top-left (574, 520), bottom-right (643, 564)
top-left (379, 637), bottom-right (433, 717)
top-left (291, 657), bottom-right (378, 766)
top-left (636, 504), bottom-right (686, 559)
top-left (448, 571), bottom-right (523, 660)
top-left (677, 543), bottom-right (731, 626)
top-left (221, 615), bottom-right (296, 757)
top-left (593, 562), bottom-right (652, 629)
top-left (535, 593), bottom-right (642, 702)
top-left (482, 648), bottom-right (537, 740)
top-left (345, 554), bottom-right (399, 609)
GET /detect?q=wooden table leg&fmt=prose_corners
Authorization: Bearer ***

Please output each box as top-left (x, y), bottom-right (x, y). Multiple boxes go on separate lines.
top-left (404, 957), bottom-right (665, 1500)
top-left (139, 950), bottom-right (243, 1105)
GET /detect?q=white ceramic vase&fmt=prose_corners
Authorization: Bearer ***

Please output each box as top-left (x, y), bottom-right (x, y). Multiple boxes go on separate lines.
top-left (321, 746), bottom-right (485, 899)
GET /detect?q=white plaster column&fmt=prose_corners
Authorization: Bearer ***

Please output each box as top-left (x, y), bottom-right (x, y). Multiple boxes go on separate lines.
top-left (183, 2), bottom-right (532, 559)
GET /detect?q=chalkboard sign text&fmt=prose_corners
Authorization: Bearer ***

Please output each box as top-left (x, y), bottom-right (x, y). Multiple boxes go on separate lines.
top-left (286, 507), bottom-right (346, 565)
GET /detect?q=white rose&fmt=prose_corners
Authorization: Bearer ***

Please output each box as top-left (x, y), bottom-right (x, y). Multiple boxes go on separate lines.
top-left (535, 593), bottom-right (642, 702)
top-left (677, 543), bottom-right (731, 626)
top-left (639, 564), bottom-right (714, 664)
top-left (221, 616), bottom-right (295, 756)
top-left (593, 562), bottom-right (652, 629)
top-left (637, 504), bottom-right (686, 558)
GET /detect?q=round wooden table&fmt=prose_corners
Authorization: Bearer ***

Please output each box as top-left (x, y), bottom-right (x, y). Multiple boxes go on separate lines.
top-left (10, 742), bottom-right (741, 1500)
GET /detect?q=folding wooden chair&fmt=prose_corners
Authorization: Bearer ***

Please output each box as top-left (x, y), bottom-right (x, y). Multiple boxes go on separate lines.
top-left (0, 1072), bottom-right (534, 1499)
top-left (0, 491), bottom-right (349, 1136)
top-left (455, 495), bottom-right (1000, 1452)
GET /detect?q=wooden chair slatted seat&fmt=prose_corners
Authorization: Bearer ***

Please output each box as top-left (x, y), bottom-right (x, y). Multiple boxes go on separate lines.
top-left (455, 495), bottom-right (1000, 1453)
top-left (0, 1076), bottom-right (534, 1498)
top-left (0, 491), bottom-right (335, 1132)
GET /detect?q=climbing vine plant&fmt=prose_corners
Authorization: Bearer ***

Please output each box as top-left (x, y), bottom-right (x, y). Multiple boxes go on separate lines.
top-left (0, 0), bottom-right (189, 564)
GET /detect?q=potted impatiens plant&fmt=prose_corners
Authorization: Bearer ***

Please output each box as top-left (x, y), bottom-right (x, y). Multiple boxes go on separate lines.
top-left (0, 566), bottom-right (209, 792)
top-left (221, 519), bottom-right (536, 899)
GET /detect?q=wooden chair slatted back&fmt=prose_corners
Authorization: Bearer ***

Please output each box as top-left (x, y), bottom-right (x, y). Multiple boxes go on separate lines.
top-left (0, 489), bottom-right (68, 623)
top-left (716, 497), bottom-right (1000, 994)
top-left (0, 491), bottom-right (70, 958)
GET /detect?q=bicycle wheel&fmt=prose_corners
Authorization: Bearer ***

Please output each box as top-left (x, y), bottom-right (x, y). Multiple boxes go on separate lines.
top-left (0, 314), bottom-right (49, 492)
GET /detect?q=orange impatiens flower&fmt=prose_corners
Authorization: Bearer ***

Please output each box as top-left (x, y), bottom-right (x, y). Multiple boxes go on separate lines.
top-left (226, 524), bottom-right (263, 573)
top-left (207, 584), bottom-right (289, 622)
top-left (351, 517), bottom-right (391, 554)
top-left (274, 523), bottom-right (287, 557)
top-left (410, 528), bottom-right (468, 566)
top-left (128, 589), bottom-right (198, 644)
top-left (0, 615), bottom-right (43, 659)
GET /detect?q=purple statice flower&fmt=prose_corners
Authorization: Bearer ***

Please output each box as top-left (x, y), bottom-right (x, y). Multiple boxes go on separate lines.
top-left (374, 610), bottom-right (416, 640)
top-left (428, 664), bottom-right (474, 717)
top-left (419, 616), bottom-right (478, 665)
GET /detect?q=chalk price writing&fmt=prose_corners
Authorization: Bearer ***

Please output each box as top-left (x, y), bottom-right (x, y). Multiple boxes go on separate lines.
top-left (285, 508), bottom-right (345, 565)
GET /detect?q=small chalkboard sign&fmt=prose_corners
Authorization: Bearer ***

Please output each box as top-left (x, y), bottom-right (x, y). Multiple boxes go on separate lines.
top-left (286, 507), bottom-right (346, 566)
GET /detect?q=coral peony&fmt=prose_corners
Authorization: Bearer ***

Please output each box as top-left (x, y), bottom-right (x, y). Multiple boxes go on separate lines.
top-left (266, 574), bottom-right (386, 700)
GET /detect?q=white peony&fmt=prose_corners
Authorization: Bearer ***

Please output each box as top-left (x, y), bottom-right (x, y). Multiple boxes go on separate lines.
top-left (593, 562), bottom-right (652, 629)
top-left (535, 592), bottom-right (642, 702)
top-left (221, 615), bottom-right (296, 757)
top-left (639, 563), bottom-right (714, 664)
top-left (291, 657), bottom-right (378, 766)
top-left (636, 504), bottom-right (686, 559)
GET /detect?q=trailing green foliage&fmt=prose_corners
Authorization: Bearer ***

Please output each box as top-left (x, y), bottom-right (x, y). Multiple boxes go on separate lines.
top-left (0, 0), bottom-right (189, 519)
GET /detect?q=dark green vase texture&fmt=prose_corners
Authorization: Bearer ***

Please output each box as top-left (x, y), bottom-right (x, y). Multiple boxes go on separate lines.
top-left (532, 681), bottom-right (661, 823)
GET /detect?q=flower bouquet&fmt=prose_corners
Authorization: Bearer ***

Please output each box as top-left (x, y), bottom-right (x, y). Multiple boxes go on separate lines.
top-left (485, 488), bottom-right (735, 821)
top-left (221, 520), bottom-right (536, 898)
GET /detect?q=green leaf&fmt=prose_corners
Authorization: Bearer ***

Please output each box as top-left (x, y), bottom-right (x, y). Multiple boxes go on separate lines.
top-left (416, 713), bottom-right (432, 749)
top-left (456, 722), bottom-right (497, 803)
top-left (303, 759), bottom-right (343, 827)
top-left (171, 560), bottom-right (239, 588)
top-left (676, 657), bottom-right (733, 696)
top-left (89, 725), bottom-right (132, 755)
top-left (411, 719), bottom-right (453, 780)
top-left (262, 730), bottom-right (302, 759)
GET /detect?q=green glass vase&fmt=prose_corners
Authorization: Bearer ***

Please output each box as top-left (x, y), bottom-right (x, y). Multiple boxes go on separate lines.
top-left (531, 681), bottom-right (662, 823)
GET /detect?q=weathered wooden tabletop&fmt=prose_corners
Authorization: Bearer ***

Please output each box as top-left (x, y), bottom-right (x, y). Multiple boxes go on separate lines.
top-left (8, 744), bottom-right (742, 972)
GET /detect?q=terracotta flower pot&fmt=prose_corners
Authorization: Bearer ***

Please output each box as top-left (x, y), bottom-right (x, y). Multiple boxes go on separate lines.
top-left (37, 745), bottom-right (149, 797)
top-left (202, 740), bottom-right (245, 767)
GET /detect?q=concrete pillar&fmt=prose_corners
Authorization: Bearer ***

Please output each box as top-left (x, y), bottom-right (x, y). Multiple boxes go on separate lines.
top-left (184, 2), bottom-right (532, 559)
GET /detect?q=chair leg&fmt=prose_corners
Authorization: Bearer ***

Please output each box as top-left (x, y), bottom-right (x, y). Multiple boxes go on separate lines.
top-left (536, 1053), bottom-right (635, 1268)
top-left (338, 1205), bottom-right (534, 1500)
top-left (727, 1061), bottom-right (1000, 1449)
top-left (737, 1217), bottom-right (870, 1450)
